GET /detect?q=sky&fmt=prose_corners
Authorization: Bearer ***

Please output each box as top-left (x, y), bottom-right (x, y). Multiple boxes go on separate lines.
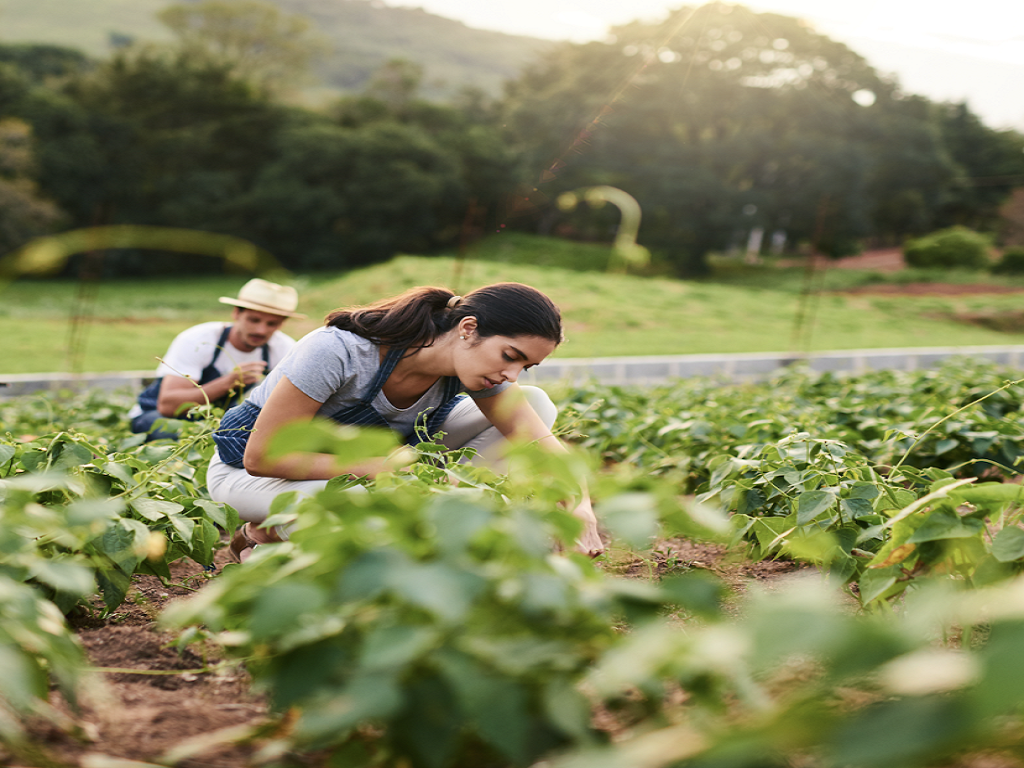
top-left (385, 0), bottom-right (1024, 130)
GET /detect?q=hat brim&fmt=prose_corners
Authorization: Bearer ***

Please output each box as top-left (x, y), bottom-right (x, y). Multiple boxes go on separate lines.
top-left (219, 297), bottom-right (307, 319)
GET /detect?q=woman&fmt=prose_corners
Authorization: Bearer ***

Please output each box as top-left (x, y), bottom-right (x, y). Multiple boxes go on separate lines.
top-left (208, 282), bottom-right (604, 562)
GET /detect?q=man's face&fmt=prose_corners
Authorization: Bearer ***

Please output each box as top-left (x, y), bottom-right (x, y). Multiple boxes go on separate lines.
top-left (229, 308), bottom-right (287, 351)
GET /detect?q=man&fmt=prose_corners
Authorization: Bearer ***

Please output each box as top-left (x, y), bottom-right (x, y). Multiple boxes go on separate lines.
top-left (129, 278), bottom-right (304, 440)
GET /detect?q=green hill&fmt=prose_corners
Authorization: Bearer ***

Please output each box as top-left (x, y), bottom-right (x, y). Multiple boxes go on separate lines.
top-left (0, 0), bottom-right (556, 99)
top-left (4, 242), bottom-right (1024, 374)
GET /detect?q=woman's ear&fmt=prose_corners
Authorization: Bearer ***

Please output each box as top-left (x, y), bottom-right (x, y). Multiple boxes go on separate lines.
top-left (459, 317), bottom-right (478, 336)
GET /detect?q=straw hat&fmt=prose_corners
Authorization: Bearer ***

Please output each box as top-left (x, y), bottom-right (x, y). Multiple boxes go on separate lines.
top-left (219, 278), bottom-right (306, 318)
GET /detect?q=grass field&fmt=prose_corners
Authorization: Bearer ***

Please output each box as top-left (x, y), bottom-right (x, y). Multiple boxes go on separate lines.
top-left (3, 237), bottom-right (1024, 375)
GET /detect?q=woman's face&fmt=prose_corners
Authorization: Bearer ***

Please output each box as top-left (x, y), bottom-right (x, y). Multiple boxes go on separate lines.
top-left (456, 330), bottom-right (557, 392)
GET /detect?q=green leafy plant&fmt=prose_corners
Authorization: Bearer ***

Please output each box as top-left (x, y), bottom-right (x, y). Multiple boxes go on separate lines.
top-left (992, 245), bottom-right (1024, 275)
top-left (162, 429), bottom-right (690, 767)
top-left (903, 226), bottom-right (992, 270)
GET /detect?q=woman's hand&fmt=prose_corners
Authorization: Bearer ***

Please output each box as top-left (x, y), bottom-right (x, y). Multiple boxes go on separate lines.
top-left (570, 496), bottom-right (605, 558)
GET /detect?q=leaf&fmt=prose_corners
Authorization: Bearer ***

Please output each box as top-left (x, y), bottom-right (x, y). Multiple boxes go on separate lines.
top-left (389, 561), bottom-right (485, 624)
top-left (992, 527), bottom-right (1024, 562)
top-left (796, 489), bottom-right (835, 525)
top-left (0, 444), bottom-right (15, 465)
top-left (870, 542), bottom-right (917, 569)
top-left (165, 513), bottom-right (196, 546)
top-left (858, 564), bottom-right (902, 604)
top-left (841, 498), bottom-right (875, 519)
top-left (950, 483), bottom-right (1024, 505)
top-left (598, 492), bottom-right (659, 548)
top-left (249, 583), bottom-right (328, 641)
top-left (28, 559), bottom-right (96, 597)
top-left (265, 421), bottom-right (397, 465)
top-left (361, 624), bottom-right (439, 672)
top-left (848, 482), bottom-right (880, 500)
top-left (193, 499), bottom-right (232, 530)
top-left (94, 518), bottom-right (150, 576)
top-left (130, 498), bottom-right (184, 522)
top-left (906, 510), bottom-right (984, 543)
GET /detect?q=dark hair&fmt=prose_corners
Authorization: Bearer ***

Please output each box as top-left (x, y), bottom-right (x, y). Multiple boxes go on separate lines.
top-left (325, 283), bottom-right (563, 349)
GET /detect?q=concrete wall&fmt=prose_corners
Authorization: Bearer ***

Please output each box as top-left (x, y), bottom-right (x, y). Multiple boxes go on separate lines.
top-left (4, 345), bottom-right (1024, 398)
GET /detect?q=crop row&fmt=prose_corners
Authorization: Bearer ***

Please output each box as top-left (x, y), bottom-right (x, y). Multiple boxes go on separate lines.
top-left (2, 358), bottom-right (1024, 766)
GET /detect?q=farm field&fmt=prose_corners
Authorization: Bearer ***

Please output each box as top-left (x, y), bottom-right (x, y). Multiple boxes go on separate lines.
top-left (4, 353), bottom-right (1024, 767)
top-left (3, 241), bottom-right (1024, 374)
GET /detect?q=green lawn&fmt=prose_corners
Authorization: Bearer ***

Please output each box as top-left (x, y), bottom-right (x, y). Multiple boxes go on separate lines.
top-left (3, 245), bottom-right (1024, 374)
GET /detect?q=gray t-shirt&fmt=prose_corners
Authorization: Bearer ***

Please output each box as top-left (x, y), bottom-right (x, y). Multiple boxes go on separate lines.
top-left (245, 327), bottom-right (507, 438)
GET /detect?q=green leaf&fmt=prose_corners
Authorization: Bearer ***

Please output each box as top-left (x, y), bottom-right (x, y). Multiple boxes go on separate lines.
top-left (435, 652), bottom-right (532, 764)
top-left (130, 498), bottom-right (184, 522)
top-left (934, 438), bottom-right (959, 455)
top-left (28, 559), bottom-right (95, 597)
top-left (841, 498), bottom-right (875, 519)
top-left (992, 527), bottom-right (1024, 562)
top-left (389, 561), bottom-right (484, 624)
top-left (0, 645), bottom-right (46, 710)
top-left (94, 518), bottom-right (150, 575)
top-left (249, 583), bottom-right (328, 641)
top-left (361, 624), bottom-right (439, 672)
top-left (906, 510), bottom-right (984, 543)
top-left (848, 482), bottom-right (880, 500)
top-left (598, 492), bottom-right (659, 548)
top-left (296, 672), bottom-right (402, 741)
top-left (165, 513), bottom-right (195, 546)
top-left (796, 489), bottom-right (835, 525)
top-left (265, 421), bottom-right (397, 465)
top-left (0, 444), bottom-right (15, 465)
top-left (951, 483), bottom-right (1024, 505)
top-left (193, 499), bottom-right (234, 530)
top-left (858, 565), bottom-right (902, 605)
top-left (65, 498), bottom-right (125, 528)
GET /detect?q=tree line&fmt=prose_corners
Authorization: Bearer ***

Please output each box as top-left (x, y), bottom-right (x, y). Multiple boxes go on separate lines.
top-left (1, 1), bottom-right (1022, 277)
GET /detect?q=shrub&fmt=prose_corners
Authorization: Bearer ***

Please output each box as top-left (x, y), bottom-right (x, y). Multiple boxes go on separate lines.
top-left (903, 226), bottom-right (991, 270)
top-left (991, 246), bottom-right (1024, 275)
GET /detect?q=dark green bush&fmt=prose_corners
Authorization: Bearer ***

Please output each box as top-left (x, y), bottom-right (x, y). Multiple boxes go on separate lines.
top-left (991, 246), bottom-right (1024, 275)
top-left (903, 226), bottom-right (991, 270)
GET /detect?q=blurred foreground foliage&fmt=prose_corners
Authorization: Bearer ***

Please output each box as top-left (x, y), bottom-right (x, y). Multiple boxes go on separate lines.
top-left (4, 358), bottom-right (1024, 765)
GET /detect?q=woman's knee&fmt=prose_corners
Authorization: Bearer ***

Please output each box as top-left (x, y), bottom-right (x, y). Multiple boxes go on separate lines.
top-left (519, 385), bottom-right (557, 428)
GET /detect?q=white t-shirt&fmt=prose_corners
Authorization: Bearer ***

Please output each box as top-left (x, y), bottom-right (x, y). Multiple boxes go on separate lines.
top-left (128, 322), bottom-right (295, 418)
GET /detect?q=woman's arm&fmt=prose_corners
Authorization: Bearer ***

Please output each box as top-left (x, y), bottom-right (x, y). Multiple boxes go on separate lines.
top-left (474, 384), bottom-right (605, 557)
top-left (243, 375), bottom-right (389, 480)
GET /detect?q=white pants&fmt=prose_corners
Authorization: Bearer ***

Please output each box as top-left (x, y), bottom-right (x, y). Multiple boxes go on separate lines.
top-left (206, 385), bottom-right (557, 524)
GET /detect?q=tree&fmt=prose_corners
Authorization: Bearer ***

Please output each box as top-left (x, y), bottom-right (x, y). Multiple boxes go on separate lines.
top-left (157, 0), bottom-right (327, 96)
top-left (0, 115), bottom-right (64, 255)
top-left (934, 102), bottom-right (1024, 232)
top-left (500, 2), bottom-right (958, 272)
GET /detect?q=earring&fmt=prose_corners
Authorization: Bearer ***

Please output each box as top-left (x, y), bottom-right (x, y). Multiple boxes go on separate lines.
top-left (460, 335), bottom-right (466, 340)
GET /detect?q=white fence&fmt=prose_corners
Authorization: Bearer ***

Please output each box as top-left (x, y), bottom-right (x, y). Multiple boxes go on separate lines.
top-left (4, 345), bottom-right (1024, 399)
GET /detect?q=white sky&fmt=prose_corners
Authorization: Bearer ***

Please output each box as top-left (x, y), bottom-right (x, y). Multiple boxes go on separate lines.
top-left (385, 0), bottom-right (1024, 129)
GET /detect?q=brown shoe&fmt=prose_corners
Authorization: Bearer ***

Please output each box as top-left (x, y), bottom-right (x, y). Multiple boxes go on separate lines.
top-left (228, 523), bottom-right (258, 564)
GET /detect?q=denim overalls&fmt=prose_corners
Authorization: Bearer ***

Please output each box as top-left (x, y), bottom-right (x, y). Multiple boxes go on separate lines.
top-left (213, 345), bottom-right (465, 468)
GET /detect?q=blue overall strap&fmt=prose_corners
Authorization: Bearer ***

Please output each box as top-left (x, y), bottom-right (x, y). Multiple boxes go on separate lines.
top-left (324, 345), bottom-right (406, 429)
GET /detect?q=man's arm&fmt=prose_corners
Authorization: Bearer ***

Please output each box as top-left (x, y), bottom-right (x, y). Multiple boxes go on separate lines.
top-left (156, 361), bottom-right (266, 417)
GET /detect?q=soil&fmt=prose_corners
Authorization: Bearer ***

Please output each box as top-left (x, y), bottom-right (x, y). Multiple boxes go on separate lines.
top-left (9, 536), bottom-right (801, 768)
